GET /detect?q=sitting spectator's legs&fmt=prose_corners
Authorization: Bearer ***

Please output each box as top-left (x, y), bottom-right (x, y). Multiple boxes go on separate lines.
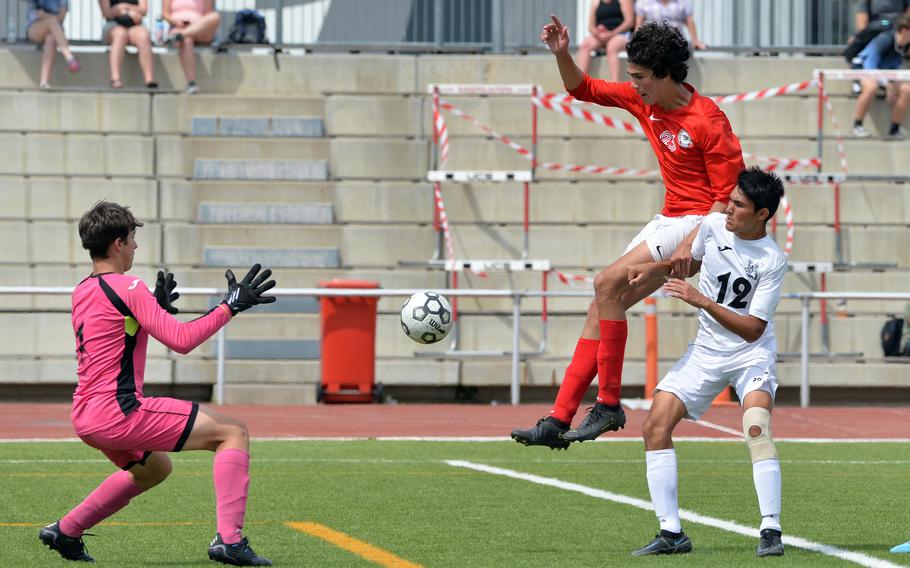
top-left (128, 25), bottom-right (156, 85)
top-left (853, 77), bottom-right (880, 135)
top-left (605, 33), bottom-right (628, 83)
top-left (28, 16), bottom-right (77, 86)
top-left (576, 34), bottom-right (603, 75)
top-left (178, 35), bottom-right (197, 84)
top-left (106, 25), bottom-right (130, 87)
top-left (180, 11), bottom-right (220, 42)
top-left (888, 82), bottom-right (910, 139)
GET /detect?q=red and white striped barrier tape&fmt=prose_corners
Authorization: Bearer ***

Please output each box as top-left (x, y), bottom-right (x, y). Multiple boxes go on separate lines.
top-left (533, 93), bottom-right (645, 135)
top-left (552, 269), bottom-right (594, 287)
top-left (746, 154), bottom-right (821, 171)
top-left (432, 91), bottom-right (450, 166)
top-left (530, 93), bottom-right (819, 171)
top-left (432, 183), bottom-right (455, 262)
top-left (818, 78), bottom-right (849, 175)
top-left (441, 100), bottom-right (658, 177)
top-left (780, 195), bottom-right (794, 256)
top-left (709, 79), bottom-right (818, 105)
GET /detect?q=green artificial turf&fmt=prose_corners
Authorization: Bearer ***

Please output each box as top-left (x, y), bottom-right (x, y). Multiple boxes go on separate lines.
top-left (2, 440), bottom-right (908, 567)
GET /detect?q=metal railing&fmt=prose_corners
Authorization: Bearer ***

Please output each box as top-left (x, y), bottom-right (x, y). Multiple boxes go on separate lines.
top-left (1, 285), bottom-right (907, 408)
top-left (2, 0), bottom-right (854, 51)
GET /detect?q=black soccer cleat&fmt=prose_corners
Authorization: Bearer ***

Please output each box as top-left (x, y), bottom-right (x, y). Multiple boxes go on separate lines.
top-left (511, 416), bottom-right (571, 450)
top-left (631, 531), bottom-right (693, 556)
top-left (757, 528), bottom-right (785, 557)
top-left (560, 403), bottom-right (626, 442)
top-left (208, 533), bottom-right (272, 566)
top-left (39, 521), bottom-right (95, 562)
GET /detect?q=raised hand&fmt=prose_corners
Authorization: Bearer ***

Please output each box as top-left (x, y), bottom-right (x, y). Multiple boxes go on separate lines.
top-left (154, 270), bottom-right (180, 314)
top-left (222, 263), bottom-right (277, 315)
top-left (541, 14), bottom-right (570, 55)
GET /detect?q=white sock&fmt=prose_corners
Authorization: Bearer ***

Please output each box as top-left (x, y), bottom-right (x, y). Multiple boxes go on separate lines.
top-left (752, 458), bottom-right (782, 532)
top-left (646, 449), bottom-right (681, 534)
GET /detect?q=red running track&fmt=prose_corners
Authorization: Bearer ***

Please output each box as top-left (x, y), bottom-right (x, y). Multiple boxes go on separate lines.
top-left (1, 403), bottom-right (909, 440)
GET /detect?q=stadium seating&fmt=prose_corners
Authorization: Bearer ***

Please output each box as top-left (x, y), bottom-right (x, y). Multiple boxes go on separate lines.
top-left (1, 47), bottom-right (908, 404)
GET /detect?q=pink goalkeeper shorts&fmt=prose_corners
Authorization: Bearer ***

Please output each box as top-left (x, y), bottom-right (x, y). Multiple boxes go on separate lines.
top-left (79, 397), bottom-right (199, 470)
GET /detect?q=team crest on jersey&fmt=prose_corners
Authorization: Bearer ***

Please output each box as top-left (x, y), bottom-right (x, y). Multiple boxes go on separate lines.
top-left (744, 259), bottom-right (759, 280)
top-left (659, 130), bottom-right (677, 152)
top-left (678, 128), bottom-right (692, 148)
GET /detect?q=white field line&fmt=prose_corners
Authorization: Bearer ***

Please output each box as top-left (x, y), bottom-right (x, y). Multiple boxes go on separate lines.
top-left (3, 436), bottom-right (910, 443)
top-left (446, 460), bottom-right (903, 568)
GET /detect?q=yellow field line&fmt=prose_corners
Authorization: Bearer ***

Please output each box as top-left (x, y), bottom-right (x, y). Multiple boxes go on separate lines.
top-left (287, 521), bottom-right (423, 568)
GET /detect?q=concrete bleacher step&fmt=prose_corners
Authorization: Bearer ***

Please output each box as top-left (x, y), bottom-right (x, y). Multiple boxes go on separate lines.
top-left (191, 116), bottom-right (324, 138)
top-left (202, 247), bottom-right (340, 268)
top-left (0, 91), bottom-right (151, 133)
top-left (193, 159), bottom-right (329, 181)
top-left (153, 95), bottom-right (326, 134)
top-left (197, 202), bottom-right (334, 224)
top-left (218, 339), bottom-right (320, 360)
top-left (160, 180), bottom-right (335, 221)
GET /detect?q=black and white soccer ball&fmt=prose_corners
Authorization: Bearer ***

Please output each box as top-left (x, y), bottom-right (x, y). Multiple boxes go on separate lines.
top-left (400, 291), bottom-right (453, 344)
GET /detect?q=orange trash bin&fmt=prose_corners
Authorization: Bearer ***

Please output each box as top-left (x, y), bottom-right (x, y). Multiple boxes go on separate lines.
top-left (318, 280), bottom-right (382, 403)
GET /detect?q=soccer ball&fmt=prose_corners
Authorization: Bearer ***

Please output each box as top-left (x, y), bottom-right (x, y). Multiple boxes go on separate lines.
top-left (400, 291), bottom-right (453, 344)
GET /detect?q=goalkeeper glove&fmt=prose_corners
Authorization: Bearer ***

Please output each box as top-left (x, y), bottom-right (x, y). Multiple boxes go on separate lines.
top-left (222, 263), bottom-right (277, 315)
top-left (154, 270), bottom-right (180, 314)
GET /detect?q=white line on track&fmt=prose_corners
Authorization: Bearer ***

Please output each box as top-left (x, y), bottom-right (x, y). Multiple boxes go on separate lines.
top-left (696, 419), bottom-right (743, 437)
top-left (446, 460), bottom-right (903, 568)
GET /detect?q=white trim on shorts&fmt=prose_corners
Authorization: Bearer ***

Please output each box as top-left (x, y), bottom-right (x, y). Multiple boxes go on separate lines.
top-left (654, 341), bottom-right (778, 420)
top-left (622, 214), bottom-right (703, 262)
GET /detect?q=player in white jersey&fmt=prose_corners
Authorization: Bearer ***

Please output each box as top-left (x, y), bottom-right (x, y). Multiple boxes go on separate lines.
top-left (625, 167), bottom-right (787, 557)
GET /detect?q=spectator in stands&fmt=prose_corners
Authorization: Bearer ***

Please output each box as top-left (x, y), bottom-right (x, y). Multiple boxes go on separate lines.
top-left (635, 0), bottom-right (705, 50)
top-left (26, 0), bottom-right (80, 90)
top-left (99, 0), bottom-right (157, 89)
top-left (161, 0), bottom-right (221, 94)
top-left (576, 0), bottom-right (635, 82)
top-left (851, 14), bottom-right (910, 140)
top-left (846, 0), bottom-right (910, 95)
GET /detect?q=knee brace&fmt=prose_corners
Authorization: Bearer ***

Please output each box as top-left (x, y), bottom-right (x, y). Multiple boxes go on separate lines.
top-left (743, 407), bottom-right (777, 463)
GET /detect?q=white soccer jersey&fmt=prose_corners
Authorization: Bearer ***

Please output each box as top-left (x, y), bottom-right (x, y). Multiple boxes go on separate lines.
top-left (689, 212), bottom-right (788, 352)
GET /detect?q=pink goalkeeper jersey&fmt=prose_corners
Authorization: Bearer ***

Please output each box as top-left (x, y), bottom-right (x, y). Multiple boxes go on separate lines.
top-left (70, 273), bottom-right (231, 434)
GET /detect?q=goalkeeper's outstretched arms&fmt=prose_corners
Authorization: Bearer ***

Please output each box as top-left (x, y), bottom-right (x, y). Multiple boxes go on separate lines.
top-left (125, 264), bottom-right (277, 354)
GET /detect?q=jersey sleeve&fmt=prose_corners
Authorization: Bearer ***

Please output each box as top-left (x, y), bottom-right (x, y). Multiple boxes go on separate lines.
top-left (568, 75), bottom-right (643, 114)
top-left (692, 213), bottom-right (721, 262)
top-left (700, 114), bottom-right (745, 203)
top-left (123, 281), bottom-right (232, 354)
top-left (748, 255), bottom-right (787, 323)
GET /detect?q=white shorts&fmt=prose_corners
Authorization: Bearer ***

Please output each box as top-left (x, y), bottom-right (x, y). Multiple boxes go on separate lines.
top-left (623, 214), bottom-right (703, 262)
top-left (654, 342), bottom-right (778, 420)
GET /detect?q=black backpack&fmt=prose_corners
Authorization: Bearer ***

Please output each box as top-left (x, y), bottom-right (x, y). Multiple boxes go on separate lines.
top-left (881, 316), bottom-right (904, 356)
top-left (228, 9), bottom-right (267, 44)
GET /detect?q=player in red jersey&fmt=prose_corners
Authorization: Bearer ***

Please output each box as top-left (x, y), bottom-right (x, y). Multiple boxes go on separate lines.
top-left (39, 201), bottom-right (275, 566)
top-left (512, 18), bottom-right (745, 449)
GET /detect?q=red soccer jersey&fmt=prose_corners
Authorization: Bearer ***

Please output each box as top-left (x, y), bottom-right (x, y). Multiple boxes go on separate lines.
top-left (568, 76), bottom-right (744, 217)
top-left (70, 273), bottom-right (231, 435)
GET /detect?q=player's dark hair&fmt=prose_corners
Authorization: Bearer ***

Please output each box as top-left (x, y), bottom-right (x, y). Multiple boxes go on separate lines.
top-left (625, 21), bottom-right (690, 82)
top-left (78, 201), bottom-right (143, 259)
top-left (898, 14), bottom-right (910, 32)
top-left (737, 167), bottom-right (785, 222)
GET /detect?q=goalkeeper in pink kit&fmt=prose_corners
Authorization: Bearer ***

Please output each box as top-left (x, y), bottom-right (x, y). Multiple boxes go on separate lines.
top-left (39, 201), bottom-right (275, 566)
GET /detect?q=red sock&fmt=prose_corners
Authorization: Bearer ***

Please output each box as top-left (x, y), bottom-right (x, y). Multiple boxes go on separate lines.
top-left (550, 338), bottom-right (599, 423)
top-left (597, 320), bottom-right (628, 407)
top-left (59, 470), bottom-right (145, 537)
top-left (214, 449), bottom-right (250, 545)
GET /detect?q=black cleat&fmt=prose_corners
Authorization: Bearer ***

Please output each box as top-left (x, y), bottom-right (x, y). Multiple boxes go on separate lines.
top-left (208, 533), bottom-right (272, 566)
top-left (511, 416), bottom-right (570, 450)
top-left (631, 531), bottom-right (693, 556)
top-left (560, 403), bottom-right (626, 442)
top-left (757, 528), bottom-right (784, 557)
top-left (39, 521), bottom-right (95, 562)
